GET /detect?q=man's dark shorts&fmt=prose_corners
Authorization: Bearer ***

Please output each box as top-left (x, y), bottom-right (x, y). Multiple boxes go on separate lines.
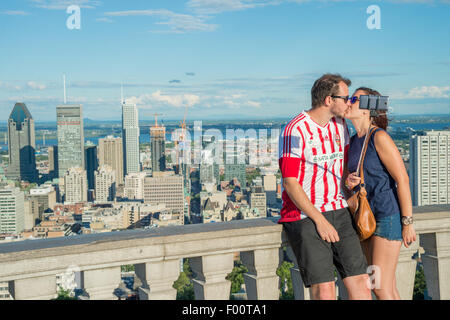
top-left (283, 207), bottom-right (368, 288)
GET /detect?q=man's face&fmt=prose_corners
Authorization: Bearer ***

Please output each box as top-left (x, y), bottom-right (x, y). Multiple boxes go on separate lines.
top-left (329, 81), bottom-right (351, 118)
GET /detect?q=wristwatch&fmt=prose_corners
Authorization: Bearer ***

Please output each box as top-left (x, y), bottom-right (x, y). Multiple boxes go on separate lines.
top-left (401, 216), bottom-right (414, 226)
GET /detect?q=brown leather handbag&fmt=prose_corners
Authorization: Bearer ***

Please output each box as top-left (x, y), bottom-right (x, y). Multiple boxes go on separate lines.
top-left (346, 126), bottom-right (377, 241)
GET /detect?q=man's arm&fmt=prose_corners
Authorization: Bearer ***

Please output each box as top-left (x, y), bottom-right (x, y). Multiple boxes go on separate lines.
top-left (283, 177), bottom-right (340, 243)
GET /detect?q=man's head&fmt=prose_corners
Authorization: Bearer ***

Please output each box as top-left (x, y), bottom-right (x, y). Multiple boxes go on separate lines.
top-left (311, 73), bottom-right (352, 118)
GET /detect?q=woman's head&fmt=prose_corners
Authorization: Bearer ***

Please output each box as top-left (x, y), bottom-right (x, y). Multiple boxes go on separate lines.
top-left (344, 86), bottom-right (388, 130)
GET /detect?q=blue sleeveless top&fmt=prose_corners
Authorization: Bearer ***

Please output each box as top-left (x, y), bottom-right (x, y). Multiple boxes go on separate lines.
top-left (347, 127), bottom-right (401, 219)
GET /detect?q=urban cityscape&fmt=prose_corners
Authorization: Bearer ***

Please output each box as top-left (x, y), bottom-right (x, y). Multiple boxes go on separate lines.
top-left (0, 0), bottom-right (449, 302)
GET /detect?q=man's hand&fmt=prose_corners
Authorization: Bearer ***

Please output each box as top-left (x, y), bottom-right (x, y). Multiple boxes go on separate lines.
top-left (315, 217), bottom-right (340, 243)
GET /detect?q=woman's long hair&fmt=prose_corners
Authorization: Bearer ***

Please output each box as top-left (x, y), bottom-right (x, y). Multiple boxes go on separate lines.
top-left (355, 87), bottom-right (388, 130)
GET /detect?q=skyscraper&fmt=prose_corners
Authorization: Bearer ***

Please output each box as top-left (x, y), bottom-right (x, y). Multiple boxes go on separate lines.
top-left (6, 103), bottom-right (38, 183)
top-left (56, 104), bottom-right (84, 178)
top-left (64, 167), bottom-right (87, 204)
top-left (98, 136), bottom-right (124, 185)
top-left (150, 125), bottom-right (166, 173)
top-left (409, 130), bottom-right (450, 206)
top-left (122, 103), bottom-right (140, 176)
top-left (0, 186), bottom-right (25, 234)
top-left (95, 165), bottom-right (116, 203)
top-left (47, 146), bottom-right (58, 179)
top-left (84, 143), bottom-right (98, 190)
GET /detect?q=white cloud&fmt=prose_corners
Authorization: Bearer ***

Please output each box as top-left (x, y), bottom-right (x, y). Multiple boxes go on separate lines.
top-left (30, 0), bottom-right (101, 10)
top-left (105, 9), bottom-right (218, 33)
top-left (0, 81), bottom-right (22, 91)
top-left (2, 11), bottom-right (31, 16)
top-left (96, 17), bottom-right (114, 23)
top-left (392, 86), bottom-right (450, 99)
top-left (186, 0), bottom-right (282, 15)
top-left (27, 81), bottom-right (47, 90)
top-left (126, 90), bottom-right (200, 108)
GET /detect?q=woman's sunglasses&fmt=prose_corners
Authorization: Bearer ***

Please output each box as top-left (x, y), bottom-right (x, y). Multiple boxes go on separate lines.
top-left (331, 96), bottom-right (360, 104)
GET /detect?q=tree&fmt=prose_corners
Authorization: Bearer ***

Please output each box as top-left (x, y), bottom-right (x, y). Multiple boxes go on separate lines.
top-left (54, 286), bottom-right (77, 300)
top-left (226, 260), bottom-right (248, 295)
top-left (277, 261), bottom-right (294, 300)
top-left (413, 264), bottom-right (427, 300)
top-left (173, 259), bottom-right (195, 300)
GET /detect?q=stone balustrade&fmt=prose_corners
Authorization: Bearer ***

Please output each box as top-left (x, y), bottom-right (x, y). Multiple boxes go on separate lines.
top-left (0, 205), bottom-right (449, 300)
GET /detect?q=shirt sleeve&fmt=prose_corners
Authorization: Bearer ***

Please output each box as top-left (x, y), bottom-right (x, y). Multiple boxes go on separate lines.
top-left (278, 123), bottom-right (304, 179)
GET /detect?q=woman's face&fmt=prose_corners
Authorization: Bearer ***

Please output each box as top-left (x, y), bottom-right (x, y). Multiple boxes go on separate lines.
top-left (344, 90), bottom-right (369, 120)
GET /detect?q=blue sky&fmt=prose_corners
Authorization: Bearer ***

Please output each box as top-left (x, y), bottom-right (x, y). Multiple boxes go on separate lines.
top-left (0, 0), bottom-right (449, 121)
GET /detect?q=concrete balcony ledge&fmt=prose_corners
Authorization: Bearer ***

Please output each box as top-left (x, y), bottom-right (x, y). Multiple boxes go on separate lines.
top-left (0, 205), bottom-right (449, 300)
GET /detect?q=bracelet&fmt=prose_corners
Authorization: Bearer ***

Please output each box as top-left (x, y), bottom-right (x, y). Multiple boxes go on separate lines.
top-left (401, 216), bottom-right (414, 226)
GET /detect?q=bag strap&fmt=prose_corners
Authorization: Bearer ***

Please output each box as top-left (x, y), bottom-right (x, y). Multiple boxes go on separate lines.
top-left (357, 126), bottom-right (378, 184)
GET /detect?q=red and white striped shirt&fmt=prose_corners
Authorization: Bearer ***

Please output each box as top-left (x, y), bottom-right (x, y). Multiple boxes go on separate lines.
top-left (278, 111), bottom-right (350, 223)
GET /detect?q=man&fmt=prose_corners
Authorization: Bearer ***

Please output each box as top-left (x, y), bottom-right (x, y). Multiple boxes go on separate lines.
top-left (278, 73), bottom-right (371, 300)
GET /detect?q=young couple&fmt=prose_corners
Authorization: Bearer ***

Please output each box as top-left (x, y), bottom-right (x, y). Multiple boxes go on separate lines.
top-left (279, 74), bottom-right (417, 300)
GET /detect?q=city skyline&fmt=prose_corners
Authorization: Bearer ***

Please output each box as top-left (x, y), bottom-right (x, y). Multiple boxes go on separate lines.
top-left (0, 0), bottom-right (449, 121)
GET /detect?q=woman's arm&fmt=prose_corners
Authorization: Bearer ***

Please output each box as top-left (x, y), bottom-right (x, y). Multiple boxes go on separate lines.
top-left (373, 129), bottom-right (417, 247)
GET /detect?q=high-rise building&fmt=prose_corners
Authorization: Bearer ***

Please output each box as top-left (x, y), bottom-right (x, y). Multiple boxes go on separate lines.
top-left (47, 146), bottom-right (58, 179)
top-left (263, 174), bottom-right (277, 206)
top-left (249, 186), bottom-right (267, 217)
top-left (29, 185), bottom-right (57, 220)
top-left (64, 167), bottom-right (87, 204)
top-left (122, 103), bottom-right (140, 176)
top-left (0, 187), bottom-right (25, 234)
top-left (410, 131), bottom-right (450, 206)
top-left (57, 104), bottom-right (84, 178)
top-left (95, 165), bottom-right (116, 203)
top-left (150, 126), bottom-right (166, 173)
top-left (224, 152), bottom-right (246, 186)
top-left (98, 136), bottom-right (124, 185)
top-left (124, 172), bottom-right (147, 200)
top-left (143, 173), bottom-right (184, 216)
top-left (6, 103), bottom-right (38, 183)
top-left (84, 143), bottom-right (98, 190)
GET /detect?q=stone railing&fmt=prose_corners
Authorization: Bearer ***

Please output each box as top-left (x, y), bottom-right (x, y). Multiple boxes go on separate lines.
top-left (0, 205), bottom-right (449, 300)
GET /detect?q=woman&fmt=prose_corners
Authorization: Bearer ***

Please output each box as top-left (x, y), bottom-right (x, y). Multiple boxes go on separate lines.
top-left (343, 87), bottom-right (417, 300)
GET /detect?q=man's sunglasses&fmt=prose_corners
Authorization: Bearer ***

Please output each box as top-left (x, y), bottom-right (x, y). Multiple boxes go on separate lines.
top-left (331, 96), bottom-right (360, 104)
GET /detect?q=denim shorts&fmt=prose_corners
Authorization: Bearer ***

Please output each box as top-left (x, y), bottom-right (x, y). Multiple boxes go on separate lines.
top-left (373, 214), bottom-right (403, 241)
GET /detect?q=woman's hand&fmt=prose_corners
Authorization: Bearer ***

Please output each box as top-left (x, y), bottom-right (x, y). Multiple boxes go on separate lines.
top-left (402, 224), bottom-right (417, 248)
top-left (346, 172), bottom-right (361, 190)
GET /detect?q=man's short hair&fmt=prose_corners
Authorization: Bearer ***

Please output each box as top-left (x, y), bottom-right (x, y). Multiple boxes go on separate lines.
top-left (311, 74), bottom-right (351, 109)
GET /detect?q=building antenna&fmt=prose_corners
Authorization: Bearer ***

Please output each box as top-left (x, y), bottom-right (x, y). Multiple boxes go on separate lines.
top-left (121, 83), bottom-right (124, 105)
top-left (63, 73), bottom-right (67, 104)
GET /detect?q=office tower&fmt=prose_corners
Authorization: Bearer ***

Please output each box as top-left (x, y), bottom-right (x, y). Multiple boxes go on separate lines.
top-left (249, 186), bottom-right (267, 217)
top-left (224, 150), bottom-right (246, 186)
top-left (57, 104), bottom-right (84, 178)
top-left (95, 165), bottom-right (116, 203)
top-left (122, 103), bottom-right (140, 176)
top-left (84, 143), bottom-right (98, 190)
top-left (6, 103), bottom-right (38, 183)
top-left (29, 185), bottom-right (57, 220)
top-left (200, 164), bottom-right (216, 185)
top-left (124, 172), bottom-right (147, 200)
top-left (98, 136), bottom-right (124, 185)
top-left (143, 173), bottom-right (184, 214)
top-left (150, 126), bottom-right (166, 173)
top-left (64, 167), bottom-right (87, 204)
top-left (0, 187), bottom-right (25, 234)
top-left (263, 174), bottom-right (277, 206)
top-left (225, 163), bottom-right (246, 186)
top-left (24, 197), bottom-right (39, 230)
top-left (410, 131), bottom-right (450, 206)
top-left (48, 146), bottom-right (58, 179)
